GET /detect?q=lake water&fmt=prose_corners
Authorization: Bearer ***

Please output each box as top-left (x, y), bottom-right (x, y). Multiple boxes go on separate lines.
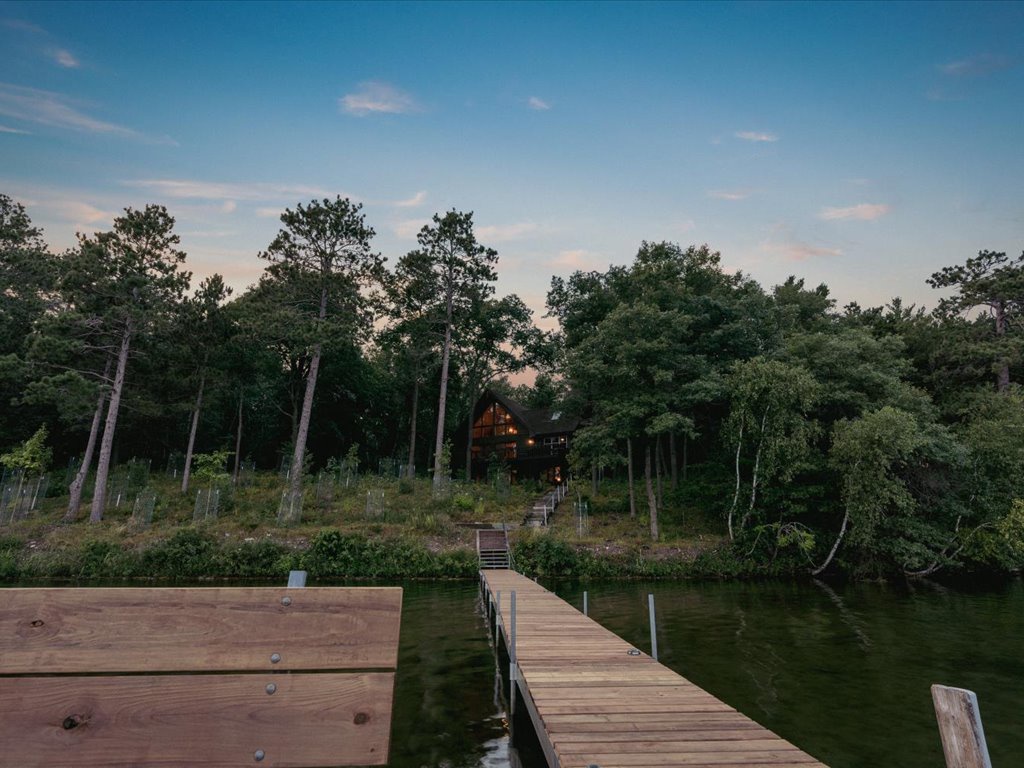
top-left (5, 576), bottom-right (1021, 767)
top-left (387, 577), bottom-right (1023, 768)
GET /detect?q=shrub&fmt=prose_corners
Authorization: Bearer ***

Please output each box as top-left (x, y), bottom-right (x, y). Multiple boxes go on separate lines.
top-left (140, 528), bottom-right (219, 579)
top-left (77, 540), bottom-right (139, 579)
top-left (220, 539), bottom-right (290, 577)
top-left (513, 534), bottom-right (588, 578)
top-left (452, 493), bottom-right (475, 511)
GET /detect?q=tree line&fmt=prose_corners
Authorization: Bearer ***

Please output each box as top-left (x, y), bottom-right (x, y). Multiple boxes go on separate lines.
top-left (2, 192), bottom-right (1022, 575)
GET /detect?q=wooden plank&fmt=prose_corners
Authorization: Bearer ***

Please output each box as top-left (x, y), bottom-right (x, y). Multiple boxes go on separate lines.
top-left (481, 570), bottom-right (827, 768)
top-left (557, 740), bottom-right (808, 755)
top-left (0, 587), bottom-right (402, 673)
top-left (555, 752), bottom-right (820, 766)
top-left (0, 671), bottom-right (394, 767)
top-left (554, 729), bottom-right (774, 742)
top-left (565, 765), bottom-right (819, 768)
top-left (932, 685), bottom-right (993, 768)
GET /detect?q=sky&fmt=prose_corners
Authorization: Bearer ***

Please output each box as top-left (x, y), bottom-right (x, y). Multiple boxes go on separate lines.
top-left (2, 1), bottom-right (1023, 332)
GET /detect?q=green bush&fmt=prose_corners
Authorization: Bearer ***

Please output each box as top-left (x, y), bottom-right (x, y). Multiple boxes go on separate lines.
top-left (139, 528), bottom-right (220, 579)
top-left (77, 540), bottom-right (140, 578)
top-left (220, 538), bottom-right (291, 577)
top-left (0, 551), bottom-right (18, 580)
top-left (300, 529), bottom-right (474, 578)
top-left (513, 535), bottom-right (589, 577)
top-left (452, 493), bottom-right (475, 511)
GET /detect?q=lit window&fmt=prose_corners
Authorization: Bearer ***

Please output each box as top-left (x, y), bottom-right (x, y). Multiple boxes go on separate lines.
top-left (472, 403), bottom-right (518, 439)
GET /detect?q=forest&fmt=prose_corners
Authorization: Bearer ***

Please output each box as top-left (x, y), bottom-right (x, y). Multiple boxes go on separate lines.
top-left (2, 191), bottom-right (1023, 578)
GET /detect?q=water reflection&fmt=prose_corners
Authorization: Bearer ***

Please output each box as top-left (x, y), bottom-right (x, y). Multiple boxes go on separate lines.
top-left (551, 577), bottom-right (1024, 768)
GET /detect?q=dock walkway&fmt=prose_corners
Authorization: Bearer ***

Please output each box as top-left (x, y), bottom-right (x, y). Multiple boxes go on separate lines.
top-left (481, 569), bottom-right (826, 768)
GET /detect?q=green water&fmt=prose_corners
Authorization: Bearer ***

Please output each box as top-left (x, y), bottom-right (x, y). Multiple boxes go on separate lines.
top-left (547, 578), bottom-right (1024, 768)
top-left (5, 577), bottom-right (1021, 766)
top-left (382, 577), bottom-right (1024, 767)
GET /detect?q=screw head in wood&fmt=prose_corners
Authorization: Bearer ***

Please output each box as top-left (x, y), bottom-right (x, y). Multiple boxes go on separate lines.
top-left (281, 596), bottom-right (292, 606)
top-left (265, 683), bottom-right (276, 695)
top-left (254, 750), bottom-right (265, 761)
top-left (627, 649), bottom-right (641, 656)
top-left (270, 653), bottom-right (281, 663)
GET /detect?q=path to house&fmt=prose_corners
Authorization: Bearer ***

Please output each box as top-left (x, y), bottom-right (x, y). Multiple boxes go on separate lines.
top-left (480, 569), bottom-right (827, 768)
top-left (523, 482), bottom-right (568, 527)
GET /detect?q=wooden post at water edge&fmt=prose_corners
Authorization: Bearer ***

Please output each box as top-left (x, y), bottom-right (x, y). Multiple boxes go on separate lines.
top-left (932, 685), bottom-right (993, 768)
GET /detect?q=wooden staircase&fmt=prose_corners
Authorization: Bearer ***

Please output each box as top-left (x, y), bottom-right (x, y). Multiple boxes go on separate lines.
top-left (523, 482), bottom-right (568, 528)
top-left (476, 528), bottom-right (511, 570)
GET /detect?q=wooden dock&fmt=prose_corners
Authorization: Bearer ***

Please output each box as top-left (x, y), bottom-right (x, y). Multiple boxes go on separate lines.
top-left (481, 570), bottom-right (827, 768)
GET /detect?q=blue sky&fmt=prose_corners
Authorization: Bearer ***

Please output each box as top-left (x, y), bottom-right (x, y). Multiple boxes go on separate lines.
top-left (2, 1), bottom-right (1022, 328)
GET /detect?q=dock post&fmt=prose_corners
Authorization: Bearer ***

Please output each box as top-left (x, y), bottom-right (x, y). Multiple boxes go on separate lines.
top-left (932, 685), bottom-right (993, 768)
top-left (648, 593), bottom-right (658, 662)
top-left (583, 590), bottom-right (589, 617)
top-left (510, 591), bottom-right (518, 720)
top-left (496, 590), bottom-right (501, 636)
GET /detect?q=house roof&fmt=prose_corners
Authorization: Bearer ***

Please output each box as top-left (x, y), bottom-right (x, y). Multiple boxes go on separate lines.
top-left (485, 389), bottom-right (580, 436)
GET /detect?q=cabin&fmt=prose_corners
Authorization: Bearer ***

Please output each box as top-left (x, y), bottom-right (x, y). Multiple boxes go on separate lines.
top-left (455, 389), bottom-right (579, 483)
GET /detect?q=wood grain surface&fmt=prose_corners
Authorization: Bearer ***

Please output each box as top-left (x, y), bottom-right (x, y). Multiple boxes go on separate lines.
top-left (483, 570), bottom-right (827, 768)
top-left (0, 672), bottom-right (394, 767)
top-left (0, 587), bottom-right (402, 673)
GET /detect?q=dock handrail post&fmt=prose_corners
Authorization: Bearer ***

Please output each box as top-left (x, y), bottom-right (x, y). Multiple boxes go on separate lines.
top-left (583, 590), bottom-right (589, 617)
top-left (496, 590), bottom-right (501, 634)
top-left (648, 593), bottom-right (658, 662)
top-left (510, 591), bottom-right (517, 666)
top-left (510, 590), bottom-right (518, 718)
top-left (932, 684), bottom-right (993, 768)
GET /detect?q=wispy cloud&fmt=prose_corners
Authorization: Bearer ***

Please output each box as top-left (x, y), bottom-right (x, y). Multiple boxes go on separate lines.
top-left (764, 239), bottom-right (843, 262)
top-left (735, 130), bottom-right (778, 143)
top-left (2, 18), bottom-right (47, 35)
top-left (340, 81), bottom-right (419, 116)
top-left (123, 179), bottom-right (335, 203)
top-left (818, 203), bottom-right (890, 221)
top-left (939, 53), bottom-right (1014, 78)
top-left (708, 189), bottom-right (750, 201)
top-left (57, 200), bottom-right (115, 224)
top-left (0, 124), bottom-right (30, 134)
top-left (393, 191), bottom-right (426, 208)
top-left (50, 48), bottom-right (79, 68)
top-left (4, 19), bottom-right (82, 69)
top-left (393, 219), bottom-right (429, 239)
top-left (761, 223), bottom-right (842, 262)
top-left (528, 96), bottom-right (551, 111)
top-left (0, 83), bottom-right (175, 143)
top-left (553, 249), bottom-right (597, 270)
top-left (476, 221), bottom-right (538, 243)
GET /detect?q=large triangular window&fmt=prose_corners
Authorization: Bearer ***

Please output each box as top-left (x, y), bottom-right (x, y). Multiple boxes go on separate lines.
top-left (472, 402), bottom-right (519, 439)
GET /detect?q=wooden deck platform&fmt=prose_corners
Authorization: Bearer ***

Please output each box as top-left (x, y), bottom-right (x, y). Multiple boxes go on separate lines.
top-left (481, 570), bottom-right (827, 768)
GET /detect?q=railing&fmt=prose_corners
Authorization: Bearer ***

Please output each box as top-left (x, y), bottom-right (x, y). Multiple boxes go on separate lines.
top-left (503, 521), bottom-right (515, 572)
